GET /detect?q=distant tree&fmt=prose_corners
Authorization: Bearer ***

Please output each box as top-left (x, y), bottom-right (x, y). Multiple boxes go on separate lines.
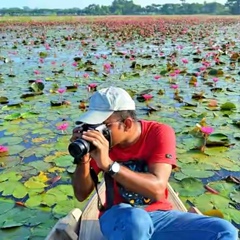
top-left (225, 0), bottom-right (240, 14)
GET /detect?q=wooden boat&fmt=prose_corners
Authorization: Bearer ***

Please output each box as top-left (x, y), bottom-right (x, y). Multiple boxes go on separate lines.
top-left (46, 182), bottom-right (201, 240)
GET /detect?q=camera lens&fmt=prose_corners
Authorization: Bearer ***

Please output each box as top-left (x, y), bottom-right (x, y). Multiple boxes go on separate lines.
top-left (68, 139), bottom-right (91, 159)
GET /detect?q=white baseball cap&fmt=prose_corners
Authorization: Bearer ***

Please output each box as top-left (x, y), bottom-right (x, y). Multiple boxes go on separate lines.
top-left (78, 86), bottom-right (136, 124)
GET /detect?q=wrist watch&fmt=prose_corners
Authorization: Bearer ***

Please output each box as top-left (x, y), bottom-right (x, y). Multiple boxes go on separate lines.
top-left (107, 162), bottom-right (120, 177)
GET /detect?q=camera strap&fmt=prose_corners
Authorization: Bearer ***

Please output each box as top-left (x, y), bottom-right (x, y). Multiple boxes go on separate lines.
top-left (90, 168), bottom-right (114, 212)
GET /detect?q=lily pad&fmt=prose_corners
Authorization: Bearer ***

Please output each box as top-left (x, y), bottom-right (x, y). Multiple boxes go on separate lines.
top-left (230, 191), bottom-right (240, 204)
top-left (171, 178), bottom-right (205, 197)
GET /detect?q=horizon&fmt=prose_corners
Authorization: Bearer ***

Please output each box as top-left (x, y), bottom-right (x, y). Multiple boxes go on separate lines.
top-left (0, 0), bottom-right (227, 9)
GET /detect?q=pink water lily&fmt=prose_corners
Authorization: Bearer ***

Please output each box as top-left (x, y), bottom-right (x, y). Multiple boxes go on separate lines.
top-left (57, 88), bottom-right (66, 94)
top-left (194, 82), bottom-right (198, 87)
top-left (88, 83), bottom-right (97, 92)
top-left (142, 94), bottom-right (153, 101)
top-left (169, 72), bottom-right (177, 77)
top-left (0, 145), bottom-right (8, 153)
top-left (57, 122), bottom-right (69, 132)
top-left (171, 84), bottom-right (179, 89)
top-left (72, 62), bottom-right (78, 67)
top-left (208, 99), bottom-right (218, 107)
top-left (34, 70), bottom-right (41, 75)
top-left (154, 75), bottom-right (161, 80)
top-left (45, 43), bottom-right (51, 50)
top-left (35, 79), bottom-right (43, 83)
top-left (213, 77), bottom-right (219, 83)
top-left (201, 126), bottom-right (214, 135)
top-left (103, 63), bottom-right (111, 70)
top-left (199, 66), bottom-right (206, 72)
top-left (182, 58), bottom-right (188, 64)
top-left (83, 73), bottom-right (90, 79)
top-left (176, 45), bottom-right (183, 50)
top-left (39, 58), bottom-right (44, 64)
top-left (174, 69), bottom-right (181, 74)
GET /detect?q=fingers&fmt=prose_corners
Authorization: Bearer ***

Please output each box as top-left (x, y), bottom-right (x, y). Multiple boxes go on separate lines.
top-left (70, 127), bottom-right (82, 142)
top-left (82, 130), bottom-right (108, 147)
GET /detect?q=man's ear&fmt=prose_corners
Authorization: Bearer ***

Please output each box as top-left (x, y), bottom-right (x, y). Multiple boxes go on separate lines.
top-left (123, 118), bottom-right (132, 131)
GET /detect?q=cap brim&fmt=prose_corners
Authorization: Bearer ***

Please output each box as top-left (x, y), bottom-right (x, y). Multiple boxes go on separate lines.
top-left (78, 110), bottom-right (113, 124)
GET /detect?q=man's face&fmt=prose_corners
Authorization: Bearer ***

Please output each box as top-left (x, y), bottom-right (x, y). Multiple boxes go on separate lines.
top-left (103, 114), bottom-right (126, 147)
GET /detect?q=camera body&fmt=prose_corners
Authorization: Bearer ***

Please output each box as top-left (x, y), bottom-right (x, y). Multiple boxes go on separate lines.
top-left (68, 122), bottom-right (111, 164)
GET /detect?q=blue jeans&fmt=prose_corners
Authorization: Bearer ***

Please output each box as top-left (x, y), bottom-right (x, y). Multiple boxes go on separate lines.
top-left (99, 203), bottom-right (238, 240)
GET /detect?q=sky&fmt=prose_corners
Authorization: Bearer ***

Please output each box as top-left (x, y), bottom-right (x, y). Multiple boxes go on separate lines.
top-left (0, 0), bottom-right (226, 9)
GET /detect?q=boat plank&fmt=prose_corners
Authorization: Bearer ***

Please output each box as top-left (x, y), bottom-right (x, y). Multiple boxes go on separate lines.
top-left (79, 182), bottom-right (187, 240)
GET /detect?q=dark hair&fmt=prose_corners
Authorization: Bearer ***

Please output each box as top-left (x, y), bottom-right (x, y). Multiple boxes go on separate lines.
top-left (113, 110), bottom-right (138, 121)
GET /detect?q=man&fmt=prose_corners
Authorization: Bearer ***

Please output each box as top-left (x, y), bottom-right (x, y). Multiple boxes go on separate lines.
top-left (71, 86), bottom-right (238, 240)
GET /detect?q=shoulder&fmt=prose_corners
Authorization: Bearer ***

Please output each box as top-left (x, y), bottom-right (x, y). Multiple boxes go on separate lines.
top-left (141, 120), bottom-right (175, 137)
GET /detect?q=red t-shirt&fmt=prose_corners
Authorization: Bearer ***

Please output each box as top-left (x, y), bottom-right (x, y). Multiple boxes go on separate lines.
top-left (90, 120), bottom-right (177, 212)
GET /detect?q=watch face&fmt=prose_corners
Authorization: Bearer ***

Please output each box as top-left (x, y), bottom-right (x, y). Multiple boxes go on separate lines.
top-left (112, 162), bottom-right (120, 173)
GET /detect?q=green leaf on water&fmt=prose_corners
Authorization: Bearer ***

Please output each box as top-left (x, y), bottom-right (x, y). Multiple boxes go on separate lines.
top-left (54, 155), bottom-right (73, 167)
top-left (4, 113), bottom-right (21, 121)
top-left (0, 136), bottom-right (23, 145)
top-left (230, 191), bottom-right (240, 204)
top-left (0, 172), bottom-right (22, 182)
top-left (171, 177), bottom-right (205, 197)
top-left (208, 181), bottom-right (236, 198)
top-left (0, 227), bottom-right (30, 239)
top-left (181, 168), bottom-right (214, 178)
top-left (220, 102), bottom-right (236, 111)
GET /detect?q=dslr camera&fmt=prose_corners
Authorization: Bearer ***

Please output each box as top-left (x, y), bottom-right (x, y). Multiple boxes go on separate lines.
top-left (68, 122), bottom-right (111, 164)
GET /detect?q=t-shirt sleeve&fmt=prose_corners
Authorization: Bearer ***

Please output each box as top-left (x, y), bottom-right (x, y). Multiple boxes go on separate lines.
top-left (147, 124), bottom-right (177, 168)
top-left (90, 159), bottom-right (102, 174)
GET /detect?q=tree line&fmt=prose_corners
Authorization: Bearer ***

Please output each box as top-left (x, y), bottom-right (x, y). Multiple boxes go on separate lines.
top-left (0, 0), bottom-right (239, 16)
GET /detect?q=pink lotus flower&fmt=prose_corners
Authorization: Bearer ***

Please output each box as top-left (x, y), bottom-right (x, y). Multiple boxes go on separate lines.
top-left (202, 61), bottom-right (211, 67)
top-left (103, 63), bottom-right (111, 70)
top-left (34, 70), bottom-right (41, 75)
top-left (176, 45), bottom-right (183, 50)
top-left (72, 62), bottom-right (78, 67)
top-left (213, 77), bottom-right (219, 83)
top-left (57, 88), bottom-right (66, 94)
top-left (0, 145), bottom-right (8, 153)
top-left (45, 43), bottom-right (50, 50)
top-left (195, 72), bottom-right (201, 76)
top-left (35, 79), bottom-right (43, 83)
top-left (83, 73), bottom-right (90, 79)
top-left (57, 122), bottom-right (69, 131)
top-left (194, 82), bottom-right (198, 87)
top-left (171, 84), bottom-right (179, 89)
top-left (169, 72), bottom-right (177, 77)
top-left (201, 126), bottom-right (214, 135)
top-left (174, 69), bottom-right (181, 74)
top-left (199, 66), bottom-right (206, 72)
top-left (154, 75), bottom-right (161, 80)
top-left (88, 83), bottom-right (97, 92)
top-left (208, 99), bottom-right (218, 107)
top-left (142, 94), bottom-right (153, 101)
top-left (182, 58), bottom-right (188, 64)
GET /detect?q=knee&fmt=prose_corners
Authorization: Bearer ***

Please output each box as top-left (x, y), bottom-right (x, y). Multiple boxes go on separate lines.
top-left (215, 218), bottom-right (238, 239)
top-left (126, 208), bottom-right (153, 233)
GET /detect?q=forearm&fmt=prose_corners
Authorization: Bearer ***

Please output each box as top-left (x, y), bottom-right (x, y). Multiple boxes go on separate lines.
top-left (72, 163), bottom-right (94, 202)
top-left (113, 165), bottom-right (165, 201)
